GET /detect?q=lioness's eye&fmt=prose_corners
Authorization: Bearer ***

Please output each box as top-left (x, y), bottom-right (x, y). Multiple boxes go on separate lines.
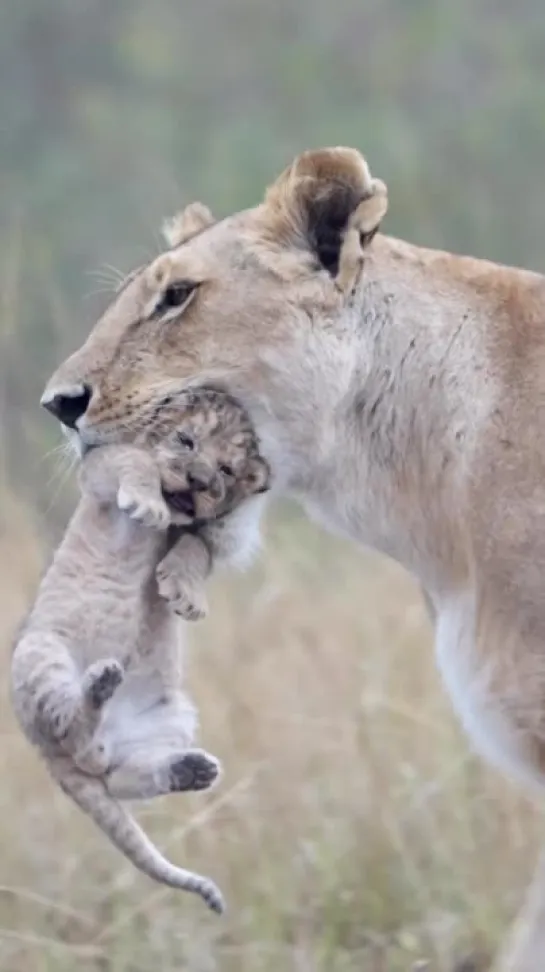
top-left (177, 431), bottom-right (195, 450)
top-left (157, 280), bottom-right (196, 313)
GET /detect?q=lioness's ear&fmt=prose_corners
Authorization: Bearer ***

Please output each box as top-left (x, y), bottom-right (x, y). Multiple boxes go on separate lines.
top-left (265, 147), bottom-right (388, 284)
top-left (162, 202), bottom-right (215, 248)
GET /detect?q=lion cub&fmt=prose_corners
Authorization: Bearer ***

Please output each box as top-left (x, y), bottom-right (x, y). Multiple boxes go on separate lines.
top-left (11, 389), bottom-right (270, 913)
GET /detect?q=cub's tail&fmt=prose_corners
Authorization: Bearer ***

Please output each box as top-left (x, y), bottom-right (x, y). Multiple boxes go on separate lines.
top-left (55, 766), bottom-right (224, 913)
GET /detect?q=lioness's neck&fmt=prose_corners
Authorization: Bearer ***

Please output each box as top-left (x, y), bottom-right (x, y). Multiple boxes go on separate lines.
top-left (258, 235), bottom-right (545, 596)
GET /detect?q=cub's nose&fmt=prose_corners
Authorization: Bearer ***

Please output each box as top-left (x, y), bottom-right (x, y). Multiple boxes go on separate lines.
top-left (40, 383), bottom-right (92, 429)
top-left (186, 460), bottom-right (215, 492)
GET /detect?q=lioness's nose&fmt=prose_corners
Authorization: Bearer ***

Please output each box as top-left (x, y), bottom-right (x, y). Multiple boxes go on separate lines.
top-left (41, 383), bottom-right (92, 429)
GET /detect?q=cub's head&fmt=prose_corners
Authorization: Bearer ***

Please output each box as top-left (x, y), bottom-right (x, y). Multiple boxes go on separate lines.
top-left (142, 388), bottom-right (270, 522)
top-left (42, 148), bottom-right (388, 485)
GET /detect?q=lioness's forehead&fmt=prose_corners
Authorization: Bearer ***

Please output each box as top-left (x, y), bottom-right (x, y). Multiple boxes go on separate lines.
top-left (141, 203), bottom-right (304, 295)
top-left (158, 209), bottom-right (265, 274)
top-left (98, 210), bottom-right (261, 323)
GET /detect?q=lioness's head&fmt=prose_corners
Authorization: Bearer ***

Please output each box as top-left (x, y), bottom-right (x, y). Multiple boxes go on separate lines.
top-left (42, 148), bottom-right (388, 489)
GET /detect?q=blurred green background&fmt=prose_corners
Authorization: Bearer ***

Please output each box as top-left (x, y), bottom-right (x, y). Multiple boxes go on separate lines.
top-left (1, 3), bottom-right (545, 970)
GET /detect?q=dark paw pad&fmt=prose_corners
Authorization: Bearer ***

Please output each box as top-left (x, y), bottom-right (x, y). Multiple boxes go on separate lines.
top-left (169, 750), bottom-right (220, 792)
top-left (87, 662), bottom-right (124, 709)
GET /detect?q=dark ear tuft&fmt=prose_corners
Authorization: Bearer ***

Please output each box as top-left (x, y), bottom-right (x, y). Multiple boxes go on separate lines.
top-left (306, 183), bottom-right (363, 275)
top-left (264, 147), bottom-right (388, 276)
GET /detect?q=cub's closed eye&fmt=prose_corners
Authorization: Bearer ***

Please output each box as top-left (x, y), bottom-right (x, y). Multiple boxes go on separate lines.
top-left (177, 432), bottom-right (194, 450)
top-left (157, 280), bottom-right (197, 313)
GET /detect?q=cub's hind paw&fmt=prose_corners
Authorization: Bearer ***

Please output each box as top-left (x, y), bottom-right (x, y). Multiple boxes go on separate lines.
top-left (169, 749), bottom-right (221, 792)
top-left (82, 659), bottom-right (124, 710)
top-left (156, 565), bottom-right (208, 622)
top-left (117, 486), bottom-right (171, 530)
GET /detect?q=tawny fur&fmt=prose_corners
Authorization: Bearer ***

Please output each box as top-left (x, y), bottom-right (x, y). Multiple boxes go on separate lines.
top-left (162, 202), bottom-right (215, 249)
top-left (12, 389), bottom-right (269, 913)
top-left (42, 146), bottom-right (545, 966)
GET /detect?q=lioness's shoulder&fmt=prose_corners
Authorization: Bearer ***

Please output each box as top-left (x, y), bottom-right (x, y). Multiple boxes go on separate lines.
top-left (377, 234), bottom-right (545, 335)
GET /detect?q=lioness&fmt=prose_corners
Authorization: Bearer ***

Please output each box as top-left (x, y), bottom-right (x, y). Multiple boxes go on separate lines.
top-left (41, 148), bottom-right (545, 967)
top-left (12, 388), bottom-right (269, 912)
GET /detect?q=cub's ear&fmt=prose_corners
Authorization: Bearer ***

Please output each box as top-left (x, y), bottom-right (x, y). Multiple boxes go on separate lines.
top-left (264, 147), bottom-right (388, 285)
top-left (242, 456), bottom-right (271, 496)
top-left (162, 202), bottom-right (215, 248)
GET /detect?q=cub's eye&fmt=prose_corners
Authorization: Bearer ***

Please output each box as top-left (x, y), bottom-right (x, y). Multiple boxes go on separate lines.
top-left (176, 431), bottom-right (195, 450)
top-left (157, 280), bottom-right (196, 313)
top-left (219, 463), bottom-right (234, 477)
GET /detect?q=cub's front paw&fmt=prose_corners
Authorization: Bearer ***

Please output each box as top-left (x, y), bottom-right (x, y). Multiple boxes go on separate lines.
top-left (117, 485), bottom-right (171, 530)
top-left (156, 563), bottom-right (209, 622)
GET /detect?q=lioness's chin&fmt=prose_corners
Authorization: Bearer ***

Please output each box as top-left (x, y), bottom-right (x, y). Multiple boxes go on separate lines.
top-left (61, 424), bottom-right (84, 459)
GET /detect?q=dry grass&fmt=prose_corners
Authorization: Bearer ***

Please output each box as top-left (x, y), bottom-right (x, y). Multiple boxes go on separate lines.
top-left (0, 486), bottom-right (541, 972)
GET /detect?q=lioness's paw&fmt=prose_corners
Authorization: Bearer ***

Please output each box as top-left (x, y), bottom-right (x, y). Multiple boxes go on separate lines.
top-left (83, 658), bottom-right (124, 709)
top-left (156, 564), bottom-right (209, 621)
top-left (117, 486), bottom-right (171, 529)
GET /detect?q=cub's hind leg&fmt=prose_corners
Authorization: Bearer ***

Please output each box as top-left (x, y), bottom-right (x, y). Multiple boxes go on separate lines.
top-left (81, 658), bottom-right (124, 710)
top-left (69, 659), bottom-right (125, 775)
top-left (94, 687), bottom-right (220, 798)
top-left (11, 634), bottom-right (120, 765)
top-left (105, 747), bottom-right (221, 801)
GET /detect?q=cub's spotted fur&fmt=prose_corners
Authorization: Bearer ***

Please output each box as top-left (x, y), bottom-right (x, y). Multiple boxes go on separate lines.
top-left (11, 389), bottom-right (270, 913)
